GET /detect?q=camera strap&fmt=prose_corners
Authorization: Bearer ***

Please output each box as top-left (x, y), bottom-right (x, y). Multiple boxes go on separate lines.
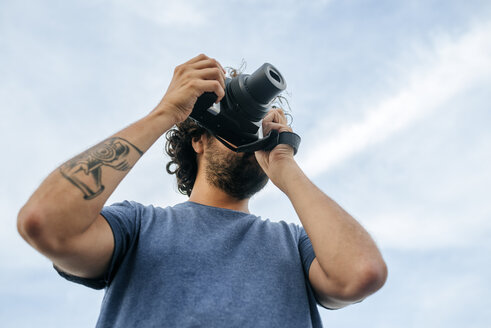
top-left (213, 130), bottom-right (301, 155)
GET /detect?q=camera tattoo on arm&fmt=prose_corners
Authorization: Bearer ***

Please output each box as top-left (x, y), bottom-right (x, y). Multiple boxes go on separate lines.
top-left (59, 137), bottom-right (143, 200)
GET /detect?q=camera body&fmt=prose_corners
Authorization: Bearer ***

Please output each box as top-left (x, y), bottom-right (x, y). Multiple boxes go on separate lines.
top-left (190, 63), bottom-right (287, 149)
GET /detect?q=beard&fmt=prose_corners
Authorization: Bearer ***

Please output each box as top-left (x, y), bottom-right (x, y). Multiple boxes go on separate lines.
top-left (204, 140), bottom-right (269, 200)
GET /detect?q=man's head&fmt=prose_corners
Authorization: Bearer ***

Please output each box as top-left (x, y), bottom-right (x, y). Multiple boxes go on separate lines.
top-left (165, 118), bottom-right (268, 200)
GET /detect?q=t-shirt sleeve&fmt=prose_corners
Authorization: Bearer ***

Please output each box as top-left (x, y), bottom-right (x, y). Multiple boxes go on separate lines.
top-left (298, 226), bottom-right (317, 277)
top-left (297, 225), bottom-right (336, 310)
top-left (53, 200), bottom-right (139, 289)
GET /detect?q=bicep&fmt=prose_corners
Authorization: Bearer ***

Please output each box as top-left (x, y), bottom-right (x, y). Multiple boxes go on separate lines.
top-left (52, 214), bottom-right (115, 279)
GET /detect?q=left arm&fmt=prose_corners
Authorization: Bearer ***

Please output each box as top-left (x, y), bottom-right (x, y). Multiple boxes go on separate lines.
top-left (255, 109), bottom-right (387, 309)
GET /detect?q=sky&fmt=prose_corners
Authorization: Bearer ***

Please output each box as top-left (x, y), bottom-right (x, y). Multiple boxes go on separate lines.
top-left (1, 0), bottom-right (491, 327)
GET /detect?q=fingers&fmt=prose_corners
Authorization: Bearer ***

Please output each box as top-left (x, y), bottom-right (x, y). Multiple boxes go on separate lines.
top-left (183, 53), bottom-right (210, 66)
top-left (185, 54), bottom-right (225, 73)
top-left (262, 108), bottom-right (292, 136)
top-left (189, 79), bottom-right (226, 102)
top-left (262, 108), bottom-right (288, 128)
top-left (178, 54), bottom-right (226, 102)
top-left (263, 107), bottom-right (288, 125)
top-left (191, 67), bottom-right (226, 91)
top-left (263, 121), bottom-right (292, 135)
top-left (190, 56), bottom-right (226, 74)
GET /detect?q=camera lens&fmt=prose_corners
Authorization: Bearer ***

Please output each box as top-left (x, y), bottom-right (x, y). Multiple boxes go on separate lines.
top-left (227, 63), bottom-right (287, 122)
top-left (269, 69), bottom-right (281, 83)
top-left (246, 63), bottom-right (286, 105)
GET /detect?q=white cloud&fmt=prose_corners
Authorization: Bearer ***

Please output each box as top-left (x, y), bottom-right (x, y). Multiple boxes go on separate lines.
top-left (114, 0), bottom-right (208, 27)
top-left (366, 213), bottom-right (469, 250)
top-left (298, 21), bottom-right (491, 177)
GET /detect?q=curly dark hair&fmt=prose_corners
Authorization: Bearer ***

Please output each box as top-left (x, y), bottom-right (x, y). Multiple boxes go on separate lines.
top-left (165, 118), bottom-right (210, 196)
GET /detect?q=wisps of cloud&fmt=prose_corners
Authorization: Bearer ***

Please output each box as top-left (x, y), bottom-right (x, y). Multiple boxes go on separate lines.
top-left (298, 21), bottom-right (491, 177)
top-left (366, 213), bottom-right (469, 250)
top-left (114, 0), bottom-right (208, 27)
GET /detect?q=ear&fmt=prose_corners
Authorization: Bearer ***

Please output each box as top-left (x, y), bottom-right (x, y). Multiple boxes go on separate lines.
top-left (191, 134), bottom-right (206, 154)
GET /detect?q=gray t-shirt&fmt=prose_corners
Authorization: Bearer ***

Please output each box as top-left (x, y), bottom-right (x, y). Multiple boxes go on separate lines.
top-left (56, 201), bottom-right (323, 327)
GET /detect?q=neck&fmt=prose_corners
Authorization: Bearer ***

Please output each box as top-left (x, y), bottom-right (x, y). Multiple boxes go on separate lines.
top-left (188, 174), bottom-right (251, 213)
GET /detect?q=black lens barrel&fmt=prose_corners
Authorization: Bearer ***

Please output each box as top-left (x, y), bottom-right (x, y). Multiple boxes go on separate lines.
top-left (246, 63), bottom-right (286, 104)
top-left (226, 63), bottom-right (286, 122)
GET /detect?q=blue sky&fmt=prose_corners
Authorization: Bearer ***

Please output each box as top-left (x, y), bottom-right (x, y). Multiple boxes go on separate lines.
top-left (1, 0), bottom-right (491, 327)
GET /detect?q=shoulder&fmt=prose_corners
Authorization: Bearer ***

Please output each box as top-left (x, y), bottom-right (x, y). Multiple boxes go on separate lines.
top-left (268, 219), bottom-right (304, 237)
top-left (256, 218), bottom-right (307, 243)
top-left (102, 200), bottom-right (180, 218)
top-left (100, 201), bottom-right (171, 232)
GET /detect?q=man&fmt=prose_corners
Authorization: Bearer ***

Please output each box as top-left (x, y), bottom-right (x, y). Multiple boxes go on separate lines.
top-left (17, 54), bottom-right (387, 327)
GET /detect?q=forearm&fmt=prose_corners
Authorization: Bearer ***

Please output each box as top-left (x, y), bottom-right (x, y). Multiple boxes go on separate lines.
top-left (277, 160), bottom-right (386, 291)
top-left (18, 108), bottom-right (176, 243)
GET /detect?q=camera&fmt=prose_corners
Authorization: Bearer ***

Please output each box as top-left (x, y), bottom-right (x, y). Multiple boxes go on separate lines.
top-left (190, 63), bottom-right (300, 154)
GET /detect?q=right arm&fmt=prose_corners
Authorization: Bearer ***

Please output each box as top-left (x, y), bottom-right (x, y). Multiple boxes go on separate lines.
top-left (17, 54), bottom-right (226, 279)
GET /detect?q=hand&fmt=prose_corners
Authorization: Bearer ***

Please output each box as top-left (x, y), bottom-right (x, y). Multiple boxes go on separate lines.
top-left (255, 108), bottom-right (297, 190)
top-left (156, 54), bottom-right (226, 124)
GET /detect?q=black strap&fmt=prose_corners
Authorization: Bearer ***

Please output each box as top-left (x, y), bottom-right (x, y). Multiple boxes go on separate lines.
top-left (214, 130), bottom-right (301, 155)
top-left (277, 131), bottom-right (301, 155)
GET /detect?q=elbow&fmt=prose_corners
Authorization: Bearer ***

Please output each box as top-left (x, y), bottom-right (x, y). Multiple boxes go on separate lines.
top-left (343, 259), bottom-right (388, 302)
top-left (315, 259), bottom-right (388, 309)
top-left (17, 204), bottom-right (59, 254)
top-left (17, 204), bottom-right (43, 241)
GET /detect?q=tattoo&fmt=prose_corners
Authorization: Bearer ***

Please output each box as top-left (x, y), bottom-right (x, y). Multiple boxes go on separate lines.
top-left (60, 137), bottom-right (143, 200)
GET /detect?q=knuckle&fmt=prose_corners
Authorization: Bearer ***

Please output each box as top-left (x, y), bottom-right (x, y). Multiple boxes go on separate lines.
top-left (216, 83), bottom-right (225, 94)
top-left (204, 58), bottom-right (219, 70)
top-left (212, 58), bottom-right (223, 70)
top-left (212, 67), bottom-right (221, 78)
top-left (175, 64), bottom-right (189, 76)
top-left (182, 71), bottom-right (191, 80)
top-left (187, 80), bottom-right (198, 89)
top-left (216, 84), bottom-right (224, 95)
